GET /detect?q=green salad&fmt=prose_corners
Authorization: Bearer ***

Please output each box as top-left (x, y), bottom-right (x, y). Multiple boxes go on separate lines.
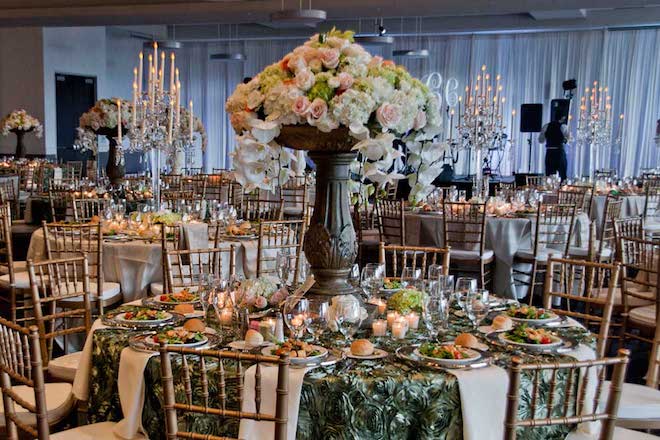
top-left (504, 324), bottom-right (555, 345)
top-left (383, 278), bottom-right (403, 290)
top-left (152, 328), bottom-right (205, 345)
top-left (506, 305), bottom-right (552, 320)
top-left (388, 289), bottom-right (423, 314)
top-left (419, 343), bottom-right (469, 360)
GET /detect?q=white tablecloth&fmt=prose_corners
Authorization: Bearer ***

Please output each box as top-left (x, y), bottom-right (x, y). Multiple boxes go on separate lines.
top-left (405, 212), bottom-right (590, 298)
top-left (591, 194), bottom-right (645, 233)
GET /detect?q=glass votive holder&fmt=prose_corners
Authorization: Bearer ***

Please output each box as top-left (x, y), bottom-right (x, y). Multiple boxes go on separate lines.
top-left (391, 317), bottom-right (409, 339)
top-left (372, 319), bottom-right (387, 337)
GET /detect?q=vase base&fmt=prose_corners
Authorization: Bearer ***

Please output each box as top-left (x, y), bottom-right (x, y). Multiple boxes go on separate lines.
top-left (307, 268), bottom-right (360, 297)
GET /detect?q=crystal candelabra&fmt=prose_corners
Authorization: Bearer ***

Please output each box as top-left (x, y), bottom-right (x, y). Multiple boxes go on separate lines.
top-left (450, 65), bottom-right (511, 198)
top-left (126, 42), bottom-right (198, 201)
top-left (575, 81), bottom-right (622, 176)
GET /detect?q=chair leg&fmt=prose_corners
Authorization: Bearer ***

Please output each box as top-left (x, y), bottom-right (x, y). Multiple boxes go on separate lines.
top-left (527, 261), bottom-right (538, 306)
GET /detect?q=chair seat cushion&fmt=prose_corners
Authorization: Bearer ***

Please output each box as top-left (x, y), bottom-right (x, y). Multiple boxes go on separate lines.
top-left (628, 305), bottom-right (656, 327)
top-left (566, 426), bottom-right (659, 440)
top-left (0, 382), bottom-right (75, 428)
top-left (591, 287), bottom-right (654, 307)
top-left (57, 282), bottom-right (122, 306)
top-left (450, 249), bottom-right (494, 262)
top-left (51, 421), bottom-right (145, 440)
top-left (514, 247), bottom-right (564, 262)
top-left (48, 351), bottom-right (82, 383)
top-left (0, 261), bottom-right (27, 274)
top-left (150, 282), bottom-right (164, 296)
top-left (643, 222), bottom-right (660, 233)
top-left (568, 246), bottom-right (613, 259)
top-left (0, 271), bottom-right (32, 289)
top-left (608, 381), bottom-right (660, 421)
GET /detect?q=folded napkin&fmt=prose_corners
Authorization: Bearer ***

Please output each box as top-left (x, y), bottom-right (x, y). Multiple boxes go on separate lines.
top-left (450, 365), bottom-right (509, 440)
top-left (181, 222), bottom-right (209, 250)
top-left (72, 319), bottom-right (108, 401)
top-left (114, 348), bottom-right (158, 439)
top-left (242, 240), bottom-right (259, 278)
top-left (239, 364), bottom-right (310, 440)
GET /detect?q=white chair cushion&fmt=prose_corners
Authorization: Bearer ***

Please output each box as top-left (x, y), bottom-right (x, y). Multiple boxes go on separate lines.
top-left (56, 282), bottom-right (122, 306)
top-left (569, 246), bottom-right (613, 259)
top-left (150, 282), bottom-right (164, 295)
top-left (614, 382), bottom-right (660, 421)
top-left (48, 351), bottom-right (82, 383)
top-left (450, 249), bottom-right (494, 261)
top-left (591, 287), bottom-right (655, 307)
top-left (644, 222), bottom-right (660, 233)
top-left (51, 421), bottom-right (145, 439)
top-left (0, 382), bottom-right (75, 428)
top-left (566, 426), bottom-right (659, 440)
top-left (514, 247), bottom-right (564, 262)
top-left (628, 305), bottom-right (656, 327)
top-left (0, 271), bottom-right (32, 289)
top-left (0, 261), bottom-right (27, 274)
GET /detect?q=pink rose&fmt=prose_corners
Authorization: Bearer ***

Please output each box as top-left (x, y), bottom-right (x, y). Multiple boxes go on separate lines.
top-left (318, 48), bottom-right (340, 69)
top-left (292, 96), bottom-right (311, 116)
top-left (376, 103), bottom-right (402, 129)
top-left (269, 287), bottom-right (289, 305)
top-left (413, 110), bottom-right (427, 130)
top-left (287, 54), bottom-right (307, 74)
top-left (294, 69), bottom-right (315, 91)
top-left (368, 55), bottom-right (383, 68)
top-left (296, 45), bottom-right (318, 63)
top-left (308, 98), bottom-right (328, 120)
top-left (337, 72), bottom-right (354, 90)
top-left (254, 296), bottom-right (268, 309)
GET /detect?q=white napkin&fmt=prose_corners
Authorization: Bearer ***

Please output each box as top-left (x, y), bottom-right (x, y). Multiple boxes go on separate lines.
top-left (450, 365), bottom-right (510, 440)
top-left (239, 364), bottom-right (310, 440)
top-left (181, 222), bottom-right (209, 250)
top-left (72, 319), bottom-right (108, 401)
top-left (114, 348), bottom-right (158, 439)
top-left (242, 240), bottom-right (259, 278)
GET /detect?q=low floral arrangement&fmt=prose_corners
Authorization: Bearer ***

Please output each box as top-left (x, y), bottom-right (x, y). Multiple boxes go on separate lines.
top-left (226, 28), bottom-right (445, 202)
top-left (388, 288), bottom-right (424, 314)
top-left (234, 278), bottom-right (288, 311)
top-left (75, 98), bottom-right (132, 154)
top-left (0, 110), bottom-right (43, 137)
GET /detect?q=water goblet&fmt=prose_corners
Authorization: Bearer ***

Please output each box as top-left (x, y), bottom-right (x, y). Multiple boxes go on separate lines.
top-left (427, 264), bottom-right (444, 281)
top-left (465, 289), bottom-right (490, 329)
top-left (275, 250), bottom-right (291, 288)
top-left (348, 264), bottom-right (361, 289)
top-left (361, 263), bottom-right (384, 297)
top-left (400, 267), bottom-right (422, 289)
top-left (306, 298), bottom-right (330, 343)
top-left (283, 297), bottom-right (309, 339)
top-left (333, 297), bottom-right (363, 345)
top-left (422, 289), bottom-right (450, 340)
top-left (454, 277), bottom-right (477, 310)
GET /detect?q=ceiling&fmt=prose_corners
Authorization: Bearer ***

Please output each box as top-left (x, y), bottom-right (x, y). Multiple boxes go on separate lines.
top-left (0, 0), bottom-right (659, 35)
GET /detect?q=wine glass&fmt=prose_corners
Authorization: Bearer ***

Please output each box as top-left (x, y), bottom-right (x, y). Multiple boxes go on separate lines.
top-left (333, 297), bottom-right (363, 344)
top-left (400, 267), bottom-right (422, 289)
top-left (348, 264), bottom-right (361, 289)
top-left (275, 250), bottom-right (291, 287)
top-left (422, 289), bottom-right (450, 340)
top-left (306, 298), bottom-right (329, 343)
top-left (465, 289), bottom-right (490, 329)
top-left (454, 277), bottom-right (477, 311)
top-left (298, 252), bottom-right (311, 283)
top-left (438, 274), bottom-right (455, 292)
top-left (361, 263), bottom-right (384, 297)
top-left (283, 297), bottom-right (309, 339)
top-left (427, 264), bottom-right (444, 281)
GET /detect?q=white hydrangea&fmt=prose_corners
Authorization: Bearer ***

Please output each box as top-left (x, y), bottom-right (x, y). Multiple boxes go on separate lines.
top-left (330, 89), bottom-right (375, 127)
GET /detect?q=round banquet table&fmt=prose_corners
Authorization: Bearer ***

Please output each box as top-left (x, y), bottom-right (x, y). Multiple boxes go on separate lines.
top-left (405, 212), bottom-right (591, 299)
top-left (590, 194), bottom-right (646, 231)
top-left (80, 309), bottom-right (594, 440)
top-left (25, 225), bottom-right (260, 301)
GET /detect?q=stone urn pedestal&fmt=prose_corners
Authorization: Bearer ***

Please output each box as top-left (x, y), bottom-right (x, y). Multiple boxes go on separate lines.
top-left (276, 125), bottom-right (359, 297)
top-left (95, 127), bottom-right (125, 186)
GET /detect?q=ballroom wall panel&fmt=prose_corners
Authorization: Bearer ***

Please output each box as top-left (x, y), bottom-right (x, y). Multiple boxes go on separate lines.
top-left (176, 28), bottom-right (659, 177)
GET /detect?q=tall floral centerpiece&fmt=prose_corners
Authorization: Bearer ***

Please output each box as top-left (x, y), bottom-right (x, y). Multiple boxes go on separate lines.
top-left (0, 110), bottom-right (43, 158)
top-left (226, 29), bottom-right (443, 297)
top-left (76, 98), bottom-right (132, 185)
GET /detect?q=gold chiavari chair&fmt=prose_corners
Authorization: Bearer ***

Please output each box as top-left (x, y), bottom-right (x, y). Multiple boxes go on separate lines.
top-left (160, 190), bottom-right (203, 213)
top-left (0, 316), bottom-right (131, 439)
top-left (181, 175), bottom-right (208, 198)
top-left (614, 217), bottom-right (645, 242)
top-left (378, 243), bottom-right (450, 279)
top-left (27, 256), bottom-right (92, 383)
top-left (47, 186), bottom-right (74, 223)
top-left (376, 198), bottom-right (405, 246)
top-left (0, 176), bottom-right (19, 221)
top-left (242, 193), bottom-right (284, 222)
top-left (165, 247), bottom-right (236, 292)
top-left (0, 205), bottom-right (31, 323)
top-left (150, 223), bottom-right (182, 296)
top-left (257, 219), bottom-right (306, 285)
top-left (158, 345), bottom-right (290, 440)
top-left (161, 173), bottom-right (182, 191)
top-left (204, 174), bottom-right (234, 204)
top-left (544, 257), bottom-right (620, 357)
top-left (504, 349), bottom-right (633, 440)
top-left (72, 198), bottom-right (109, 223)
top-left (558, 188), bottom-right (588, 213)
top-left (564, 183), bottom-right (596, 215)
top-left (442, 201), bottom-right (493, 289)
top-left (43, 222), bottom-right (122, 315)
top-left (279, 176), bottom-right (309, 220)
top-left (643, 185), bottom-right (660, 238)
top-left (571, 195), bottom-right (622, 262)
top-left (525, 175), bottom-right (546, 187)
top-left (513, 203), bottom-right (576, 304)
top-left (353, 202), bottom-right (379, 267)
top-left (383, 180), bottom-right (399, 200)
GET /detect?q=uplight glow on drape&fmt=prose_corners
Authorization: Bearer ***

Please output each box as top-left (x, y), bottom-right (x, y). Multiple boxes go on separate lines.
top-left (179, 28), bottom-right (659, 178)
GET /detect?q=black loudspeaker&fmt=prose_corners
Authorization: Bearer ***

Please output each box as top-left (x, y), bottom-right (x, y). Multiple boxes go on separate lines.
top-left (520, 104), bottom-right (543, 132)
top-left (551, 99), bottom-right (570, 122)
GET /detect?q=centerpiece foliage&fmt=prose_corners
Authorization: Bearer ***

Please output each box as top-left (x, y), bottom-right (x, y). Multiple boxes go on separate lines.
top-left (0, 109), bottom-right (43, 137)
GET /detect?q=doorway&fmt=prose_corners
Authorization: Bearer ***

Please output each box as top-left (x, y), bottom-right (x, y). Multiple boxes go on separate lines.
top-left (55, 74), bottom-right (96, 166)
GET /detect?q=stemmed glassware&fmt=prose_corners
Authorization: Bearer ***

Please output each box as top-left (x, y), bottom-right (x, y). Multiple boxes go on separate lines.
top-left (334, 298), bottom-right (363, 345)
top-left (400, 267), bottom-right (422, 289)
top-left (422, 285), bottom-right (450, 340)
top-left (465, 289), bottom-right (490, 329)
top-left (275, 250), bottom-right (291, 288)
top-left (298, 252), bottom-right (311, 284)
top-left (306, 298), bottom-right (329, 343)
top-left (454, 277), bottom-right (477, 311)
top-left (361, 263), bottom-right (384, 298)
top-left (283, 297), bottom-right (309, 339)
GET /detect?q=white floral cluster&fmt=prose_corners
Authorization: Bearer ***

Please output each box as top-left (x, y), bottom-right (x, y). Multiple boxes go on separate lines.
top-left (0, 110), bottom-right (43, 138)
top-left (225, 28), bottom-right (445, 200)
top-left (235, 278), bottom-right (286, 310)
top-left (75, 98), bottom-right (132, 154)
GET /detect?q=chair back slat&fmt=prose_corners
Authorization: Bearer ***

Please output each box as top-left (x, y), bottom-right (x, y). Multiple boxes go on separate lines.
top-left (257, 219), bottom-right (306, 285)
top-left (442, 201), bottom-right (486, 252)
top-left (376, 199), bottom-right (405, 245)
top-left (72, 198), bottom-right (109, 222)
top-left (165, 247), bottom-right (236, 291)
top-left (378, 243), bottom-right (450, 279)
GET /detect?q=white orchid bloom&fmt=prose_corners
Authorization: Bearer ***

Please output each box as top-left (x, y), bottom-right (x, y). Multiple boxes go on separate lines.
top-left (349, 123), bottom-right (370, 140)
top-left (250, 120), bottom-right (281, 144)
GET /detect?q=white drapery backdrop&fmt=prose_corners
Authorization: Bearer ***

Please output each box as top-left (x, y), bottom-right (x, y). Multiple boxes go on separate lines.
top-left (178, 28), bottom-right (660, 178)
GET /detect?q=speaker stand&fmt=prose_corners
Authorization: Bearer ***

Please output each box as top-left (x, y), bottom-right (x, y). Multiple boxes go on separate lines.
top-left (527, 134), bottom-right (533, 173)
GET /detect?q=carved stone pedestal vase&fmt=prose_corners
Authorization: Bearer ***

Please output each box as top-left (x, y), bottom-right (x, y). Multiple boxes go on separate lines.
top-left (105, 136), bottom-right (125, 186)
top-left (13, 130), bottom-right (26, 158)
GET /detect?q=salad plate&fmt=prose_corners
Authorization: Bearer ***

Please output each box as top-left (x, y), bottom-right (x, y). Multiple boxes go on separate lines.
top-left (262, 341), bottom-right (328, 365)
top-left (102, 307), bottom-right (184, 329)
top-left (396, 344), bottom-right (492, 371)
top-left (495, 325), bottom-right (564, 352)
top-left (505, 305), bottom-right (559, 326)
top-left (414, 343), bottom-right (481, 366)
top-left (129, 331), bottom-right (221, 353)
top-left (144, 327), bottom-right (208, 347)
top-left (153, 290), bottom-right (200, 305)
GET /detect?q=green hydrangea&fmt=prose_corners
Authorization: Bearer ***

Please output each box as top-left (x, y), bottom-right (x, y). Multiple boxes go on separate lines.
top-left (307, 79), bottom-right (334, 102)
top-left (388, 289), bottom-right (424, 314)
top-left (368, 67), bottom-right (397, 86)
top-left (259, 64), bottom-right (289, 96)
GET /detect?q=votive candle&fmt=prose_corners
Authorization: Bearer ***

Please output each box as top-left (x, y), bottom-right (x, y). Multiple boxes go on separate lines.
top-left (386, 311), bottom-right (399, 329)
top-left (259, 318), bottom-right (276, 340)
top-left (220, 308), bottom-right (233, 325)
top-left (406, 312), bottom-right (420, 330)
top-left (392, 318), bottom-right (408, 339)
top-left (372, 319), bottom-right (387, 337)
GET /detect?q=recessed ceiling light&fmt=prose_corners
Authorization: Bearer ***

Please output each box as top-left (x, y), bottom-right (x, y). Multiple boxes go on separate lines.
top-left (354, 35), bottom-right (394, 46)
top-left (269, 9), bottom-right (327, 27)
top-left (142, 40), bottom-right (183, 49)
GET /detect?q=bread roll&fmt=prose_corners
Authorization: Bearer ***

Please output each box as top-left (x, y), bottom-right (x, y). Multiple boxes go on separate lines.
top-left (245, 329), bottom-right (264, 347)
top-left (174, 304), bottom-right (194, 314)
top-left (492, 315), bottom-right (513, 331)
top-left (183, 318), bottom-right (205, 332)
top-left (350, 339), bottom-right (375, 356)
top-left (454, 333), bottom-right (479, 349)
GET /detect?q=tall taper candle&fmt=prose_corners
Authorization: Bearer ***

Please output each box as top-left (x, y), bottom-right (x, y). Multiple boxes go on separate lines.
top-left (169, 53), bottom-right (175, 95)
top-left (189, 100), bottom-right (193, 143)
top-left (117, 99), bottom-right (122, 145)
top-left (167, 102), bottom-right (173, 145)
top-left (160, 52), bottom-right (165, 92)
top-left (153, 42), bottom-right (158, 83)
top-left (132, 82), bottom-right (137, 127)
top-left (138, 52), bottom-right (143, 95)
top-left (175, 81), bottom-right (181, 128)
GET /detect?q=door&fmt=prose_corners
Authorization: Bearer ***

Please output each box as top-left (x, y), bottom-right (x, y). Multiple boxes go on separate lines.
top-left (55, 74), bottom-right (96, 164)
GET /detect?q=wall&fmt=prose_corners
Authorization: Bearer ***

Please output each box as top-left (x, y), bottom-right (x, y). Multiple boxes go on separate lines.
top-left (42, 27), bottom-right (107, 156)
top-left (0, 27), bottom-right (45, 155)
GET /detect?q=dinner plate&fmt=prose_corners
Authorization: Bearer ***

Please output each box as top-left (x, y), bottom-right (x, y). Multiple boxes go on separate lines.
top-left (114, 311), bottom-right (173, 324)
top-left (129, 332), bottom-right (220, 353)
top-left (413, 345), bottom-right (482, 366)
top-left (102, 308), bottom-right (185, 329)
top-left (153, 294), bottom-right (200, 306)
top-left (261, 345), bottom-right (328, 365)
top-left (497, 332), bottom-right (564, 352)
top-left (395, 345), bottom-right (492, 371)
top-left (507, 312), bottom-right (560, 326)
top-left (343, 347), bottom-right (388, 360)
top-left (144, 332), bottom-right (208, 348)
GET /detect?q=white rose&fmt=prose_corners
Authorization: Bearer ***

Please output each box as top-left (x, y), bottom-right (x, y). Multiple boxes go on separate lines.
top-left (308, 59), bottom-right (322, 72)
top-left (287, 54), bottom-right (307, 74)
top-left (328, 76), bottom-right (340, 89)
top-left (308, 98), bottom-right (328, 120)
top-left (326, 36), bottom-right (350, 50)
top-left (318, 48), bottom-right (340, 69)
top-left (376, 103), bottom-right (403, 130)
top-left (294, 69), bottom-right (315, 91)
top-left (292, 96), bottom-right (311, 116)
top-left (337, 72), bottom-right (354, 90)
top-left (246, 91), bottom-right (264, 110)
